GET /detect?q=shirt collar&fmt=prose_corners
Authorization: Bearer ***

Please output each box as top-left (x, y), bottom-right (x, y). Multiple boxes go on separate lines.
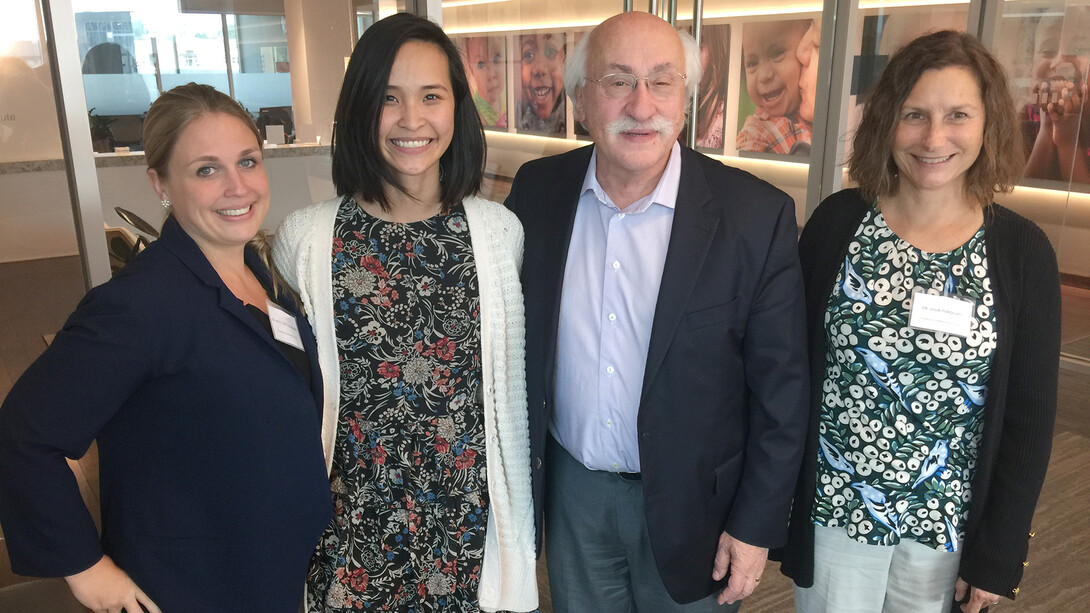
top-left (580, 141), bottom-right (682, 213)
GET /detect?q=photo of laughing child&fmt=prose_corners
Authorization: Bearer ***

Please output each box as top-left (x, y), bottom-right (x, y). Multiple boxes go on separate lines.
top-left (1019, 6), bottom-right (1090, 184)
top-left (518, 31), bottom-right (566, 135)
top-left (736, 19), bottom-right (814, 156)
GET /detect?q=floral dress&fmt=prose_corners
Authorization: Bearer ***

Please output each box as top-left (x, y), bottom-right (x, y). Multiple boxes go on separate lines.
top-left (308, 196), bottom-right (488, 612)
top-left (811, 206), bottom-right (997, 552)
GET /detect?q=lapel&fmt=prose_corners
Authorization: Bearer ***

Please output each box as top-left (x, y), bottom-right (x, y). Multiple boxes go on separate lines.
top-left (543, 146), bottom-right (594, 397)
top-left (156, 218), bottom-right (322, 406)
top-left (641, 148), bottom-right (720, 397)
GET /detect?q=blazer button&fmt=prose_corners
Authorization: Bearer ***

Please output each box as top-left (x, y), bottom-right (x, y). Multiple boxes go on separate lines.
top-left (534, 456), bottom-right (542, 469)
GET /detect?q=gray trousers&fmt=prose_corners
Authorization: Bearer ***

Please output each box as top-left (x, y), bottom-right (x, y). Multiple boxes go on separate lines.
top-left (544, 435), bottom-right (740, 613)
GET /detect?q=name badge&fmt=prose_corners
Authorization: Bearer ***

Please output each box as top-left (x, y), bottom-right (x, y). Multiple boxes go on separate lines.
top-left (908, 291), bottom-right (974, 338)
top-left (266, 300), bottom-right (305, 351)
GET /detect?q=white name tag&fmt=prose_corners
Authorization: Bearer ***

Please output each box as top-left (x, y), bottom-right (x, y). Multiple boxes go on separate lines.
top-left (266, 300), bottom-right (305, 351)
top-left (908, 291), bottom-right (974, 338)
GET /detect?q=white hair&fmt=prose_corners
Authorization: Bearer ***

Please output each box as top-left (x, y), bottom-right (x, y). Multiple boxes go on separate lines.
top-left (564, 21), bottom-right (703, 99)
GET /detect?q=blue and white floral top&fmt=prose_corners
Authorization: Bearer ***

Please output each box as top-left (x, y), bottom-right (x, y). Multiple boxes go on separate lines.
top-left (811, 205), bottom-right (997, 552)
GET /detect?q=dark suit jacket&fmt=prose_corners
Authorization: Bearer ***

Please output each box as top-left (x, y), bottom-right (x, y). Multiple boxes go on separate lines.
top-left (506, 145), bottom-right (810, 603)
top-left (0, 218), bottom-right (332, 612)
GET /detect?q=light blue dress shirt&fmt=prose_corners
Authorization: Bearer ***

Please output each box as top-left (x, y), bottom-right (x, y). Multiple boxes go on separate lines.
top-left (551, 142), bottom-right (682, 473)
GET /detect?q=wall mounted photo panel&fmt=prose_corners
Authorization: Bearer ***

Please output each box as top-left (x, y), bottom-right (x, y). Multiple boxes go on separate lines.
top-left (456, 34), bottom-right (508, 129)
top-left (735, 17), bottom-right (816, 157)
top-left (516, 31), bottom-right (566, 136)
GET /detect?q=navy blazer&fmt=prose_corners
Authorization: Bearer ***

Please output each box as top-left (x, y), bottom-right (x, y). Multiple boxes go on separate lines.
top-left (0, 218), bottom-right (332, 612)
top-left (506, 145), bottom-right (810, 604)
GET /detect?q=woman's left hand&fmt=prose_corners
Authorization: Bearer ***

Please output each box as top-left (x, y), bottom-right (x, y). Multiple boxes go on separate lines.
top-left (954, 577), bottom-right (1001, 612)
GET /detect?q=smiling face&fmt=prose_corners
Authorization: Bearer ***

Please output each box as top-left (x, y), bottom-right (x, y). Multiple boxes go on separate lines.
top-left (148, 111), bottom-right (267, 258)
top-left (575, 12), bottom-right (687, 190)
top-left (1032, 16), bottom-right (1089, 87)
top-left (520, 33), bottom-right (565, 119)
top-left (379, 41), bottom-right (455, 190)
top-left (465, 36), bottom-right (504, 108)
top-left (742, 21), bottom-right (806, 117)
top-left (892, 66), bottom-right (985, 199)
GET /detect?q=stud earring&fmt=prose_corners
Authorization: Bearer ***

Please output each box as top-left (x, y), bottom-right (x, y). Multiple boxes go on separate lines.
top-left (161, 198), bottom-right (171, 208)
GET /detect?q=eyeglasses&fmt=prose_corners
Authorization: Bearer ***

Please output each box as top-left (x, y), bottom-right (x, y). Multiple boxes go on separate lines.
top-left (590, 71), bottom-right (687, 100)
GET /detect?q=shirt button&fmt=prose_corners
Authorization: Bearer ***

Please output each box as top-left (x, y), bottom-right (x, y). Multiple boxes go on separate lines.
top-left (611, 260), bottom-right (621, 270)
top-left (608, 313), bottom-right (617, 322)
top-left (618, 213), bottom-right (626, 219)
top-left (605, 419), bottom-right (613, 427)
top-left (612, 462), bottom-right (620, 470)
top-left (606, 366), bottom-right (615, 374)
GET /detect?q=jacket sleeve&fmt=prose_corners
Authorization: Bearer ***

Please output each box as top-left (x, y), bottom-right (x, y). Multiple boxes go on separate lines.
top-left (0, 282), bottom-right (156, 577)
top-left (724, 194), bottom-right (811, 548)
top-left (958, 222), bottom-right (1061, 598)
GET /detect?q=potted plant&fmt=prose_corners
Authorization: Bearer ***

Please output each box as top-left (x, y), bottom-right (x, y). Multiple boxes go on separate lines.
top-left (88, 108), bottom-right (116, 152)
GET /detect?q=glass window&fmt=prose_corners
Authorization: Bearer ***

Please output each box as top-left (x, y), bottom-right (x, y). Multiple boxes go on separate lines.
top-left (72, 0), bottom-right (292, 151)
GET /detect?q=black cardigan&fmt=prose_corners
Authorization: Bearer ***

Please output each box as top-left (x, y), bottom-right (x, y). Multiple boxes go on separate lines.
top-left (775, 189), bottom-right (1061, 600)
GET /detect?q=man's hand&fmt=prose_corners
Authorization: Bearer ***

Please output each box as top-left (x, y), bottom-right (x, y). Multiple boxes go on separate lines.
top-left (65, 555), bottom-right (162, 613)
top-left (954, 577), bottom-right (1001, 613)
top-left (712, 531), bottom-right (768, 605)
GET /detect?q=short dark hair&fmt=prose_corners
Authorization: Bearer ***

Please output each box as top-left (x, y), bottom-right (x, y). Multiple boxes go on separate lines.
top-left (331, 13), bottom-right (484, 212)
top-left (848, 30), bottom-right (1023, 207)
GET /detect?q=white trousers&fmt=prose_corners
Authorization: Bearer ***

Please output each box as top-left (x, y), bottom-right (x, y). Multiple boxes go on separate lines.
top-left (793, 525), bottom-right (961, 613)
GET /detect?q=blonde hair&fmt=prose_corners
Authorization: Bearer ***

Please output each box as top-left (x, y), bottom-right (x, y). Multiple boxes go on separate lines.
top-left (143, 82), bottom-right (259, 178)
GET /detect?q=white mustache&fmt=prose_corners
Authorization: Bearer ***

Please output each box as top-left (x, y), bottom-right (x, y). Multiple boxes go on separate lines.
top-left (605, 115), bottom-right (676, 136)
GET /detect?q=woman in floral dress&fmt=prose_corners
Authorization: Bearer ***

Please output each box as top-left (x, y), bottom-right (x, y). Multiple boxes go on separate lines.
top-left (777, 31), bottom-right (1060, 613)
top-left (273, 13), bottom-right (537, 613)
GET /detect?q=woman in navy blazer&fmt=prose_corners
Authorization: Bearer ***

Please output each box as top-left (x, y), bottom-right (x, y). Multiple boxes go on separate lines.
top-left (0, 84), bottom-right (332, 612)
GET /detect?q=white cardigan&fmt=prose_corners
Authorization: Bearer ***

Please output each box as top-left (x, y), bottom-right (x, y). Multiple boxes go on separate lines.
top-left (273, 195), bottom-right (538, 612)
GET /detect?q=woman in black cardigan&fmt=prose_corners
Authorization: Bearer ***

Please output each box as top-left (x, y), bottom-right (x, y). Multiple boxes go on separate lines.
top-left (777, 31), bottom-right (1060, 613)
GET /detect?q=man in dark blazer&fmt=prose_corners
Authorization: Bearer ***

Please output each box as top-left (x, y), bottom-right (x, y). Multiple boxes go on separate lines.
top-left (506, 12), bottom-right (809, 612)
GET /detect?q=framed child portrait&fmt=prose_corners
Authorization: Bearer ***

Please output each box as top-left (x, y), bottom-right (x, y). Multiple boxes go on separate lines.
top-left (735, 18), bottom-right (817, 157)
top-left (457, 34), bottom-right (508, 129)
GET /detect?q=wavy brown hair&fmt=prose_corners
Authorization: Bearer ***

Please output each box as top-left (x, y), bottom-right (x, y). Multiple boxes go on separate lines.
top-left (848, 30), bottom-right (1024, 207)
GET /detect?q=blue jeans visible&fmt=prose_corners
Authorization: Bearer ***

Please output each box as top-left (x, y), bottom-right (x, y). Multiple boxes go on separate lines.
top-left (544, 435), bottom-right (740, 613)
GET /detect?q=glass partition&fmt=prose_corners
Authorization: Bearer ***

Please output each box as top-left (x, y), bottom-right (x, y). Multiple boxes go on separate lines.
top-left (993, 0), bottom-right (1090, 362)
top-left (72, 0), bottom-right (293, 151)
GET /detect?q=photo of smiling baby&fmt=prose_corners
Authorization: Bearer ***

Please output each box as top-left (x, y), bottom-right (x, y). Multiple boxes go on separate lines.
top-left (736, 18), bottom-right (815, 156)
top-left (459, 35), bottom-right (507, 128)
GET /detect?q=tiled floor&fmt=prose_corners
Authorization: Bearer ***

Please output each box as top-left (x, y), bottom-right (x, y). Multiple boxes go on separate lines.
top-left (1, 257), bottom-right (1088, 611)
